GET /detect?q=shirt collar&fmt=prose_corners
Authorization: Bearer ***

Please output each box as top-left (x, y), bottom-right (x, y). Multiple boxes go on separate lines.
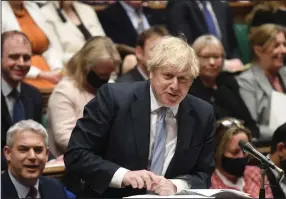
top-left (8, 171), bottom-right (39, 198)
top-left (150, 86), bottom-right (179, 116)
top-left (1, 78), bottom-right (21, 97)
top-left (137, 66), bottom-right (149, 80)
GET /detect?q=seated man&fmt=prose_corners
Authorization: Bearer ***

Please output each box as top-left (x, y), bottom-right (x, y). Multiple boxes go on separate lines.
top-left (64, 35), bottom-right (216, 198)
top-left (116, 26), bottom-right (169, 83)
top-left (267, 122), bottom-right (286, 198)
top-left (1, 31), bottom-right (42, 171)
top-left (2, 120), bottom-right (68, 199)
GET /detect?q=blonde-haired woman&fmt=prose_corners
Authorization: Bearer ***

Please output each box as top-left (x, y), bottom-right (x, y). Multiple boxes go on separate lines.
top-left (246, 0), bottom-right (286, 27)
top-left (211, 117), bottom-right (273, 198)
top-left (236, 24), bottom-right (286, 141)
top-left (189, 35), bottom-right (260, 138)
top-left (47, 36), bottom-right (121, 157)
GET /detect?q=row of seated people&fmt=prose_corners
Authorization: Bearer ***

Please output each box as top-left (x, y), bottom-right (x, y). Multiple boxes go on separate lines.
top-left (2, 0), bottom-right (285, 91)
top-left (2, 118), bottom-right (286, 198)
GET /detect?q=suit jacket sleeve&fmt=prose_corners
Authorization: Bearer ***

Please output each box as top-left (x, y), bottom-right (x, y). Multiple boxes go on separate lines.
top-left (166, 1), bottom-right (194, 44)
top-left (188, 107), bottom-right (216, 188)
top-left (64, 84), bottom-right (120, 195)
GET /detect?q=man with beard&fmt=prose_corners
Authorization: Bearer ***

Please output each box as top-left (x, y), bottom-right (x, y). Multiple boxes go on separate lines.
top-left (116, 26), bottom-right (169, 83)
top-left (1, 31), bottom-right (42, 171)
top-left (267, 122), bottom-right (286, 198)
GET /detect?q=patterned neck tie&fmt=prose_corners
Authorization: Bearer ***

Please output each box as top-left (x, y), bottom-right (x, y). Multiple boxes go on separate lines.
top-left (201, 1), bottom-right (218, 38)
top-left (150, 107), bottom-right (168, 175)
top-left (26, 187), bottom-right (37, 199)
top-left (10, 89), bottom-right (25, 123)
top-left (135, 8), bottom-right (144, 34)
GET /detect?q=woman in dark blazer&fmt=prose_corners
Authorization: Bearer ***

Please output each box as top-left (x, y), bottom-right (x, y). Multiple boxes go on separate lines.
top-left (189, 35), bottom-right (260, 138)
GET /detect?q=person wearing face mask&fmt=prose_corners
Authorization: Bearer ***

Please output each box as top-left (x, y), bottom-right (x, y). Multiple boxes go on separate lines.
top-left (236, 24), bottom-right (286, 142)
top-left (266, 122), bottom-right (286, 198)
top-left (211, 117), bottom-right (273, 198)
top-left (46, 36), bottom-right (121, 158)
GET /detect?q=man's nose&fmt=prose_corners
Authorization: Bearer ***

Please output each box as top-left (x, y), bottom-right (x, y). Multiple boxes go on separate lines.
top-left (209, 57), bottom-right (215, 65)
top-left (170, 77), bottom-right (179, 90)
top-left (27, 149), bottom-right (36, 160)
top-left (17, 56), bottom-right (25, 66)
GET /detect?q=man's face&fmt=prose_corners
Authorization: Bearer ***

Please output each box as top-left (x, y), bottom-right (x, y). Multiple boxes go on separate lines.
top-left (150, 66), bottom-right (193, 106)
top-left (136, 35), bottom-right (162, 72)
top-left (4, 131), bottom-right (49, 186)
top-left (1, 35), bottom-right (32, 85)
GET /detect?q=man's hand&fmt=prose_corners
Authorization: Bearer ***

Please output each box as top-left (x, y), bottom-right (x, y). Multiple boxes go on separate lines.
top-left (151, 176), bottom-right (177, 196)
top-left (122, 170), bottom-right (160, 190)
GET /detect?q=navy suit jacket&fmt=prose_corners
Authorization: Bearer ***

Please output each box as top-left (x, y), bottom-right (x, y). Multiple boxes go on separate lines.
top-left (1, 82), bottom-right (42, 171)
top-left (1, 171), bottom-right (68, 199)
top-left (98, 2), bottom-right (158, 47)
top-left (116, 67), bottom-right (145, 83)
top-left (166, 0), bottom-right (238, 59)
top-left (64, 81), bottom-right (216, 198)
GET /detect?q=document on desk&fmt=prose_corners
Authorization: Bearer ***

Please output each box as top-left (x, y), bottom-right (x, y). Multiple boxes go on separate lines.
top-left (124, 189), bottom-right (251, 198)
top-left (269, 91), bottom-right (286, 132)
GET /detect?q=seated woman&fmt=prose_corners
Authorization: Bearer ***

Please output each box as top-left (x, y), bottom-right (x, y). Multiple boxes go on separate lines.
top-left (236, 24), bottom-right (286, 141)
top-left (47, 36), bottom-right (121, 157)
top-left (246, 0), bottom-right (286, 28)
top-left (2, 1), bottom-right (64, 90)
top-left (211, 117), bottom-right (273, 198)
top-left (41, 1), bottom-right (106, 65)
top-left (189, 35), bottom-right (260, 139)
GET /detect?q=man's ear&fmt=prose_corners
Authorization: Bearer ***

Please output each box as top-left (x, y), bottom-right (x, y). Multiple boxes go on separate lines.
top-left (3, 146), bottom-right (12, 162)
top-left (135, 46), bottom-right (144, 61)
top-left (253, 46), bottom-right (263, 57)
top-left (45, 147), bottom-right (49, 162)
top-left (277, 142), bottom-right (285, 155)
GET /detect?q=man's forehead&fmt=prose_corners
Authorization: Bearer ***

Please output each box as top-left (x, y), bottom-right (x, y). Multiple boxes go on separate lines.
top-left (160, 66), bottom-right (189, 75)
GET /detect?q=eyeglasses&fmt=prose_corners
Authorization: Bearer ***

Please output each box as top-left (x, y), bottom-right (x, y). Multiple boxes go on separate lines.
top-left (216, 118), bottom-right (245, 129)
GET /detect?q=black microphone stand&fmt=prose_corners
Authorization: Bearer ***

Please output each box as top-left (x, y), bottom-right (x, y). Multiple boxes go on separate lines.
top-left (259, 164), bottom-right (266, 199)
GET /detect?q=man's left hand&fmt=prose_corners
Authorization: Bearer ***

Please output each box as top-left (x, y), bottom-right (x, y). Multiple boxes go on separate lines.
top-left (151, 176), bottom-right (177, 196)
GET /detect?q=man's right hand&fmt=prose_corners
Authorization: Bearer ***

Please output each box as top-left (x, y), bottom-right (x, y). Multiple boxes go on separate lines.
top-left (122, 170), bottom-right (160, 190)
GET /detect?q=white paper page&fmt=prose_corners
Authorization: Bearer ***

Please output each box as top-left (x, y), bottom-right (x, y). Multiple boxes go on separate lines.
top-left (269, 91), bottom-right (286, 132)
top-left (124, 194), bottom-right (212, 198)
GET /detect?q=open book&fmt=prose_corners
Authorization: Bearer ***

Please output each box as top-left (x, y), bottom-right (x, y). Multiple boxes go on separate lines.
top-left (124, 189), bottom-right (251, 198)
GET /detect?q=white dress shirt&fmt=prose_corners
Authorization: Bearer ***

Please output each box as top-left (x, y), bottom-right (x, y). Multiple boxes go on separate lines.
top-left (1, 78), bottom-right (21, 118)
top-left (137, 66), bottom-right (149, 80)
top-left (109, 86), bottom-right (189, 193)
top-left (119, 1), bottom-right (150, 33)
top-left (196, 1), bottom-right (222, 39)
top-left (8, 171), bottom-right (41, 198)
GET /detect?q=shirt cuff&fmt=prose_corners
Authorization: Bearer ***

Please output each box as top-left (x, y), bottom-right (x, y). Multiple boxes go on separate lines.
top-left (109, 167), bottom-right (130, 188)
top-left (169, 179), bottom-right (189, 194)
top-left (26, 66), bottom-right (41, 79)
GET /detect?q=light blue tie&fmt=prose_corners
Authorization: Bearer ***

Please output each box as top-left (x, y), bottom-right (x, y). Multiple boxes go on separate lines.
top-left (150, 107), bottom-right (167, 175)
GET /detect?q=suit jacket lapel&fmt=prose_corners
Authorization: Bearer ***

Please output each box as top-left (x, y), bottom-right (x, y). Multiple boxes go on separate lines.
top-left (1, 91), bottom-right (13, 126)
top-left (2, 172), bottom-right (19, 198)
top-left (253, 65), bottom-right (273, 97)
top-left (165, 97), bottom-right (194, 177)
top-left (279, 67), bottom-right (286, 89)
top-left (130, 81), bottom-right (151, 169)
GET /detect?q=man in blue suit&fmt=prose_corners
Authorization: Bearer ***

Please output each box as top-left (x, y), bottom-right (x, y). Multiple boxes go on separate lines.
top-left (1, 120), bottom-right (68, 199)
top-left (64, 36), bottom-right (216, 198)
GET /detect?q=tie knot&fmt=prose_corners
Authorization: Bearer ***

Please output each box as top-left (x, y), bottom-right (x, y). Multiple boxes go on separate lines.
top-left (158, 107), bottom-right (168, 118)
top-left (9, 89), bottom-right (20, 99)
top-left (26, 187), bottom-right (37, 198)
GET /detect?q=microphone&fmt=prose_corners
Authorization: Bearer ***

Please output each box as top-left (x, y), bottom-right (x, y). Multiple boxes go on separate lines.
top-left (238, 140), bottom-right (284, 182)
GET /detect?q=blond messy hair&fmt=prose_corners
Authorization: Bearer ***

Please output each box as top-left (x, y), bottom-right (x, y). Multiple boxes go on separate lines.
top-left (146, 36), bottom-right (200, 79)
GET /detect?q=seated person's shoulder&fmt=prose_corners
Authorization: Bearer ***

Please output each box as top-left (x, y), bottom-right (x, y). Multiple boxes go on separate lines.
top-left (22, 83), bottom-right (42, 98)
top-left (235, 67), bottom-right (256, 90)
top-left (39, 176), bottom-right (66, 191)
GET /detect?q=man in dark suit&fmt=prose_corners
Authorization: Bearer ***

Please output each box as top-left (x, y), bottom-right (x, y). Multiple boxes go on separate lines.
top-left (166, 0), bottom-right (244, 72)
top-left (98, 1), bottom-right (160, 47)
top-left (1, 31), bottom-right (43, 171)
top-left (64, 36), bottom-right (216, 198)
top-left (2, 120), bottom-right (68, 199)
top-left (266, 123), bottom-right (286, 198)
top-left (116, 26), bottom-right (169, 83)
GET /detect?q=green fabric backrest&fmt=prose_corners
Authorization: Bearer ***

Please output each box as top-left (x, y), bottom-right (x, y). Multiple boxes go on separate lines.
top-left (234, 23), bottom-right (251, 64)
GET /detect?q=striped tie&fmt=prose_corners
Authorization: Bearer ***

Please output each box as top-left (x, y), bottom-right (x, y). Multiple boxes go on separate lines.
top-left (150, 107), bottom-right (167, 175)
